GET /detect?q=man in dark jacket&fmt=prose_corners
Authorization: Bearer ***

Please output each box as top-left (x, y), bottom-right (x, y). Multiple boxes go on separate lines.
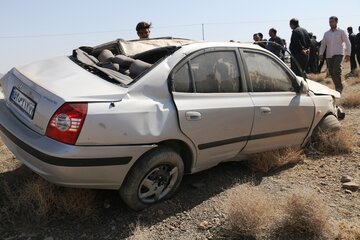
top-left (347, 26), bottom-right (357, 74)
top-left (356, 26), bottom-right (360, 69)
top-left (266, 28), bottom-right (284, 58)
top-left (308, 33), bottom-right (319, 73)
top-left (253, 33), bottom-right (266, 48)
top-left (289, 18), bottom-right (311, 76)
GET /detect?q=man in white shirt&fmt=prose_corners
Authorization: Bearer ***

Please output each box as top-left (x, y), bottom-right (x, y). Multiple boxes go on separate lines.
top-left (319, 16), bottom-right (351, 93)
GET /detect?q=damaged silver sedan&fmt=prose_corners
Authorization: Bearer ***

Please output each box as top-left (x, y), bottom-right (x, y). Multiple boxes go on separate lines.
top-left (0, 38), bottom-right (344, 210)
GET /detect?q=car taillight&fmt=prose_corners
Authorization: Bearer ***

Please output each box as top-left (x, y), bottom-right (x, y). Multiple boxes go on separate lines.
top-left (46, 103), bottom-right (88, 145)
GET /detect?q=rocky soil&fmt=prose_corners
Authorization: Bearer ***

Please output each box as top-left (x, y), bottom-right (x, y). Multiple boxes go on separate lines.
top-left (0, 65), bottom-right (359, 240)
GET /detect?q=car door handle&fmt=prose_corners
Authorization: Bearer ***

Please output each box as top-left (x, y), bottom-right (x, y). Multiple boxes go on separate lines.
top-left (260, 107), bottom-right (271, 114)
top-left (185, 111), bottom-right (202, 121)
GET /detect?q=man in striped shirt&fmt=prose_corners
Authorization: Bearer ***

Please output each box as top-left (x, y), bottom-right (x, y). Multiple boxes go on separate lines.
top-left (319, 16), bottom-right (351, 93)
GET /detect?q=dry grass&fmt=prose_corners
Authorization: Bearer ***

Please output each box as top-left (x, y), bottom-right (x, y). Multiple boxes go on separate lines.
top-left (0, 173), bottom-right (100, 227)
top-left (307, 127), bottom-right (354, 156)
top-left (307, 73), bottom-right (326, 82)
top-left (341, 92), bottom-right (360, 108)
top-left (226, 186), bottom-right (274, 238)
top-left (335, 220), bottom-right (360, 240)
top-left (247, 147), bottom-right (303, 173)
top-left (348, 73), bottom-right (360, 85)
top-left (278, 189), bottom-right (332, 238)
top-left (324, 79), bottom-right (333, 85)
top-left (351, 69), bottom-right (359, 77)
top-left (350, 77), bottom-right (360, 85)
top-left (346, 69), bottom-right (360, 81)
top-left (0, 146), bottom-right (20, 172)
top-left (224, 186), bottom-right (341, 239)
top-left (306, 73), bottom-right (337, 92)
top-left (128, 223), bottom-right (153, 240)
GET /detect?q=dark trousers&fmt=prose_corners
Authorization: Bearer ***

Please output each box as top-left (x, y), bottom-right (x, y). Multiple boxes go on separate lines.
top-left (327, 55), bottom-right (343, 93)
top-left (318, 59), bottom-right (326, 73)
top-left (350, 48), bottom-right (357, 71)
top-left (357, 49), bottom-right (360, 69)
top-left (308, 55), bottom-right (318, 73)
top-left (291, 53), bottom-right (309, 76)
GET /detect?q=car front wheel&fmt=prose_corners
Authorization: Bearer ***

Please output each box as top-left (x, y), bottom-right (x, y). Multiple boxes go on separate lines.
top-left (119, 147), bottom-right (184, 210)
top-left (318, 114), bottom-right (341, 132)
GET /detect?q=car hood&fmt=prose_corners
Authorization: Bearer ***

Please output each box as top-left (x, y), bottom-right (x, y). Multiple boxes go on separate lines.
top-left (306, 79), bottom-right (341, 99)
top-left (14, 56), bottom-right (128, 102)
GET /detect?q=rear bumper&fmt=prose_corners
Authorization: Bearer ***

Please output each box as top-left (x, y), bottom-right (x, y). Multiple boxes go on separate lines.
top-left (0, 98), bottom-right (155, 189)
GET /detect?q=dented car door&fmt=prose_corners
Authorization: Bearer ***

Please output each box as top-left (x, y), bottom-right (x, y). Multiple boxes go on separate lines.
top-left (171, 49), bottom-right (255, 170)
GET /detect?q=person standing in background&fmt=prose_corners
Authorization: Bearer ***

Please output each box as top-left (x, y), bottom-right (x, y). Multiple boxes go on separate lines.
top-left (319, 16), bottom-right (351, 93)
top-left (308, 33), bottom-right (319, 73)
top-left (289, 18), bottom-right (311, 76)
top-left (318, 41), bottom-right (327, 73)
top-left (356, 26), bottom-right (360, 69)
top-left (258, 32), bottom-right (267, 43)
top-left (136, 21), bottom-right (151, 39)
top-left (253, 33), bottom-right (266, 48)
top-left (347, 26), bottom-right (357, 74)
top-left (281, 39), bottom-right (287, 61)
top-left (266, 28), bottom-right (284, 58)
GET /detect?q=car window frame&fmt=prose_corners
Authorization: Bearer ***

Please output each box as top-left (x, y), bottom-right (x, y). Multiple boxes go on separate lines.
top-left (238, 48), bottom-right (301, 93)
top-left (169, 47), bottom-right (248, 94)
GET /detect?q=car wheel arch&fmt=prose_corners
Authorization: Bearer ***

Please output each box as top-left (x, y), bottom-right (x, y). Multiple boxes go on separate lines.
top-left (122, 139), bottom-right (194, 185)
top-left (157, 139), bottom-right (194, 174)
top-left (316, 113), bottom-right (341, 132)
top-left (303, 112), bottom-right (339, 147)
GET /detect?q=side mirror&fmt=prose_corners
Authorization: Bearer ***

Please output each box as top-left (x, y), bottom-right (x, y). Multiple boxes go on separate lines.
top-left (300, 79), bottom-right (309, 93)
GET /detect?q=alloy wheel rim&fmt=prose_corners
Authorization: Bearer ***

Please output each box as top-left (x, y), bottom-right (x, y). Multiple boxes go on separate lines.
top-left (138, 164), bottom-right (179, 204)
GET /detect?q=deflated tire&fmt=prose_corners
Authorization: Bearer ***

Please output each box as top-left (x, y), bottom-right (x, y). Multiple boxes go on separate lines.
top-left (119, 147), bottom-right (184, 211)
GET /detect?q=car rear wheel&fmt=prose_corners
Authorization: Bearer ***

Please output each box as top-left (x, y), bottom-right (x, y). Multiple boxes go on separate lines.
top-left (119, 147), bottom-right (184, 211)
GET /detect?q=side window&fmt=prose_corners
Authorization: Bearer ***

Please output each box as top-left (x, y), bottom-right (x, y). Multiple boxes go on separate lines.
top-left (190, 51), bottom-right (241, 93)
top-left (243, 51), bottom-right (296, 92)
top-left (173, 63), bottom-right (193, 92)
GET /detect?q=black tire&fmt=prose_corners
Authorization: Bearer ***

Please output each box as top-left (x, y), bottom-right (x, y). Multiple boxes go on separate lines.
top-left (318, 115), bottom-right (341, 132)
top-left (119, 147), bottom-right (184, 211)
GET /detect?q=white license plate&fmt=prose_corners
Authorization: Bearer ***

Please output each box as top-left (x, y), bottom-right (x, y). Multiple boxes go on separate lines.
top-left (10, 87), bottom-right (37, 119)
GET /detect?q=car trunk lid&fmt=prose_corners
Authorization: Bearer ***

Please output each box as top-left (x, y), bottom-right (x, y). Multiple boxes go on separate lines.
top-left (1, 57), bottom-right (128, 135)
top-left (15, 56), bottom-right (128, 101)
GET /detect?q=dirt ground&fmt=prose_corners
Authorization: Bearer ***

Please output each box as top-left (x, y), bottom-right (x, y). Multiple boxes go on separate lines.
top-left (0, 63), bottom-right (359, 240)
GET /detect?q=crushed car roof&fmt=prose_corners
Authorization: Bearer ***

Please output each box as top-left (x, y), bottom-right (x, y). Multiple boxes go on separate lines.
top-left (93, 37), bottom-right (200, 56)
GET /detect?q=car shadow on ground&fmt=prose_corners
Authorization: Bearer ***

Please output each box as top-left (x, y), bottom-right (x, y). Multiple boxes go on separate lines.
top-left (0, 160), bottom-right (258, 239)
top-left (95, 161), bottom-right (258, 239)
